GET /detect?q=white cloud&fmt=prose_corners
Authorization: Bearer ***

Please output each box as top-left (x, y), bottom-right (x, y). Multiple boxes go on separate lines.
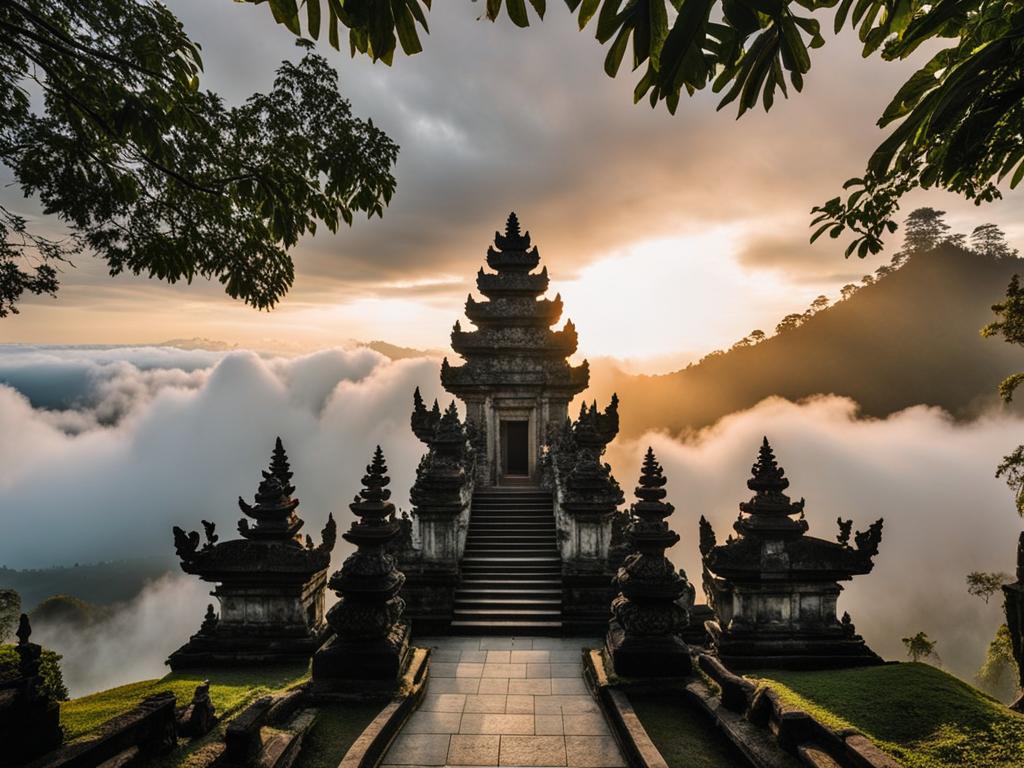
top-left (0, 346), bottom-right (448, 569)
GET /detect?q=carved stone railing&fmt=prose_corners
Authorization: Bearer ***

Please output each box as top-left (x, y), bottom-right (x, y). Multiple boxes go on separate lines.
top-left (542, 397), bottom-right (625, 633)
top-left (396, 391), bottom-right (477, 633)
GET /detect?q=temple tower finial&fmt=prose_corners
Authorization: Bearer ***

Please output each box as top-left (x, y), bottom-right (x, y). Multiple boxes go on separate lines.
top-left (237, 438), bottom-right (304, 542)
top-left (505, 211), bottom-right (521, 238)
top-left (269, 436), bottom-right (295, 495)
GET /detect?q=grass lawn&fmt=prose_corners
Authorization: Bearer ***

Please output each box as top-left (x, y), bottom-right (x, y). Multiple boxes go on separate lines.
top-left (291, 702), bottom-right (385, 768)
top-left (60, 664), bottom-right (310, 742)
top-left (630, 691), bottom-right (749, 768)
top-left (748, 663), bottom-right (1024, 768)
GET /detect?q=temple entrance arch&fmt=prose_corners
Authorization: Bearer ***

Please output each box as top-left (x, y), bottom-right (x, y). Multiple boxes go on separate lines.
top-left (500, 419), bottom-right (530, 478)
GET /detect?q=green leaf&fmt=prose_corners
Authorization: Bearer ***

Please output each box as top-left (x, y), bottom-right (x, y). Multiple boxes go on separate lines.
top-left (578, 0), bottom-right (601, 28)
top-left (394, 1), bottom-right (423, 54)
top-left (597, 0), bottom-right (626, 42)
top-left (269, 0), bottom-right (301, 34)
top-left (722, 0), bottom-right (760, 36)
top-left (650, 0), bottom-right (670, 63)
top-left (605, 25), bottom-right (631, 76)
top-left (306, 0), bottom-right (321, 39)
top-left (507, 0), bottom-right (531, 26)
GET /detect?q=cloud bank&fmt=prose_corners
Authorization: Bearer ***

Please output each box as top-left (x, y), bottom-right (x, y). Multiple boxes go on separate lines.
top-left (0, 345), bottom-right (447, 568)
top-left (1, 346), bottom-right (1020, 688)
top-left (605, 396), bottom-right (1022, 681)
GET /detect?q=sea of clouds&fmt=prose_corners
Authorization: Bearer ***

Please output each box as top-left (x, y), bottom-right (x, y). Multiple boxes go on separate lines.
top-left (0, 344), bottom-right (1020, 694)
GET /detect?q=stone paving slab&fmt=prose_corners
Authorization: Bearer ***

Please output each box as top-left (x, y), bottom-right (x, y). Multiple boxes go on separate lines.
top-left (381, 637), bottom-right (625, 768)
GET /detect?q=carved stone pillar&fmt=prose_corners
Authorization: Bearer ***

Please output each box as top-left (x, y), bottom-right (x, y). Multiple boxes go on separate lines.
top-left (556, 398), bottom-right (624, 634)
top-left (312, 447), bottom-right (411, 690)
top-left (400, 394), bottom-right (474, 633)
top-left (606, 448), bottom-right (692, 677)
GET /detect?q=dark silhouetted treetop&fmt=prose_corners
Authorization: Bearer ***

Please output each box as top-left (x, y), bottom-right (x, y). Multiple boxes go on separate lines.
top-left (984, 272), bottom-right (1024, 515)
top-left (0, 1), bottom-right (399, 316)
top-left (251, 0), bottom-right (1022, 258)
top-left (966, 571), bottom-right (1011, 603)
top-left (973, 224), bottom-right (1020, 261)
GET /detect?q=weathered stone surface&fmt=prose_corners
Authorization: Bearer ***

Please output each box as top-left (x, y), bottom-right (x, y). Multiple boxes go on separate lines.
top-left (169, 438), bottom-right (333, 669)
top-left (703, 438), bottom-right (883, 669)
top-left (0, 615), bottom-right (63, 766)
top-left (313, 448), bottom-right (411, 691)
top-left (177, 681), bottom-right (216, 738)
top-left (696, 653), bottom-right (756, 713)
top-left (606, 449), bottom-right (693, 677)
top-left (31, 692), bottom-right (177, 768)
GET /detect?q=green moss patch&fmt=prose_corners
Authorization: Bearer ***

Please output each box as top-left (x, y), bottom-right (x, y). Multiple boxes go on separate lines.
top-left (629, 692), bottom-right (747, 768)
top-left (292, 702), bottom-right (385, 768)
top-left (60, 664), bottom-right (309, 742)
top-left (748, 663), bottom-right (1024, 768)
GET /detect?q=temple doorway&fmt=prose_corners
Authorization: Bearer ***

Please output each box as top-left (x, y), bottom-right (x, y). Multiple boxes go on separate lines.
top-left (500, 420), bottom-right (530, 478)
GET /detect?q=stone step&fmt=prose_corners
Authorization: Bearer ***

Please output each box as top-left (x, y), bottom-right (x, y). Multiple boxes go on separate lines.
top-left (453, 608), bottom-right (562, 617)
top-left (459, 577), bottom-right (562, 583)
top-left (471, 507), bottom-right (554, 512)
top-left (460, 566), bottom-right (562, 574)
top-left (464, 541), bottom-right (557, 549)
top-left (467, 532), bottom-right (555, 539)
top-left (473, 489), bottom-right (548, 495)
top-left (457, 586), bottom-right (563, 594)
top-left (468, 514), bottom-right (557, 520)
top-left (454, 597), bottom-right (562, 608)
top-left (462, 561), bottom-right (561, 565)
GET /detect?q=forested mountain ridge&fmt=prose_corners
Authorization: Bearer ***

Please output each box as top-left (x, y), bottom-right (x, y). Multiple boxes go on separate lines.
top-left (591, 245), bottom-right (1024, 437)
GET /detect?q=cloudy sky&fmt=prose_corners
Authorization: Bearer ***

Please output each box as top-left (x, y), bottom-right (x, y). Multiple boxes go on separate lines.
top-left (1, 2), bottom-right (1022, 366)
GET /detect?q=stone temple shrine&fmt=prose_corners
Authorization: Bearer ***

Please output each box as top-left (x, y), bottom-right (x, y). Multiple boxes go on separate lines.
top-left (700, 438), bottom-right (884, 669)
top-left (395, 213), bottom-right (624, 635)
top-left (441, 212), bottom-right (589, 486)
top-left (169, 438), bottom-right (335, 668)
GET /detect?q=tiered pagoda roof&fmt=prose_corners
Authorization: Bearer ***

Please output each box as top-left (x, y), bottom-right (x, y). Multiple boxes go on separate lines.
top-left (173, 437), bottom-right (334, 582)
top-left (441, 213), bottom-right (589, 396)
top-left (704, 438), bottom-right (882, 582)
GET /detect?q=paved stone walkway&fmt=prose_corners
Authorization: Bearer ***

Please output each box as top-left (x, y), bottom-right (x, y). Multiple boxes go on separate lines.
top-left (382, 637), bottom-right (626, 768)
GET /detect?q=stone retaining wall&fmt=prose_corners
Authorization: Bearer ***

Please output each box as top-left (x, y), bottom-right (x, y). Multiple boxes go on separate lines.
top-left (695, 654), bottom-right (901, 768)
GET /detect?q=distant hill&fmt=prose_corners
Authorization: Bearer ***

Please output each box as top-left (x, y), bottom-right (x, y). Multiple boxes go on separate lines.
top-left (590, 245), bottom-right (1024, 437)
top-left (365, 340), bottom-right (444, 360)
top-left (0, 556), bottom-right (177, 610)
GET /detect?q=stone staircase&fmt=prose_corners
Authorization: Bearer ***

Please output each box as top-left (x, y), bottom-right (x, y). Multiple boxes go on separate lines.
top-left (451, 487), bottom-right (563, 634)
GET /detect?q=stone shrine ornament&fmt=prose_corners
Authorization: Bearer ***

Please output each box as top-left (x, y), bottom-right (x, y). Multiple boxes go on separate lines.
top-left (312, 446), bottom-right (412, 689)
top-left (168, 437), bottom-right (334, 669)
top-left (702, 437), bottom-right (884, 669)
top-left (606, 447), bottom-right (694, 677)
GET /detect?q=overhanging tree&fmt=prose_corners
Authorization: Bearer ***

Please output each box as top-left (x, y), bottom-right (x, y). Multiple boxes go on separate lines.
top-left (251, 0), bottom-right (1023, 258)
top-left (0, 0), bottom-right (399, 316)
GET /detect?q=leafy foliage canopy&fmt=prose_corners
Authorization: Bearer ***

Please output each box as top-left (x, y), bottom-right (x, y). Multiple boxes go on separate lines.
top-left (0, 0), bottom-right (399, 316)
